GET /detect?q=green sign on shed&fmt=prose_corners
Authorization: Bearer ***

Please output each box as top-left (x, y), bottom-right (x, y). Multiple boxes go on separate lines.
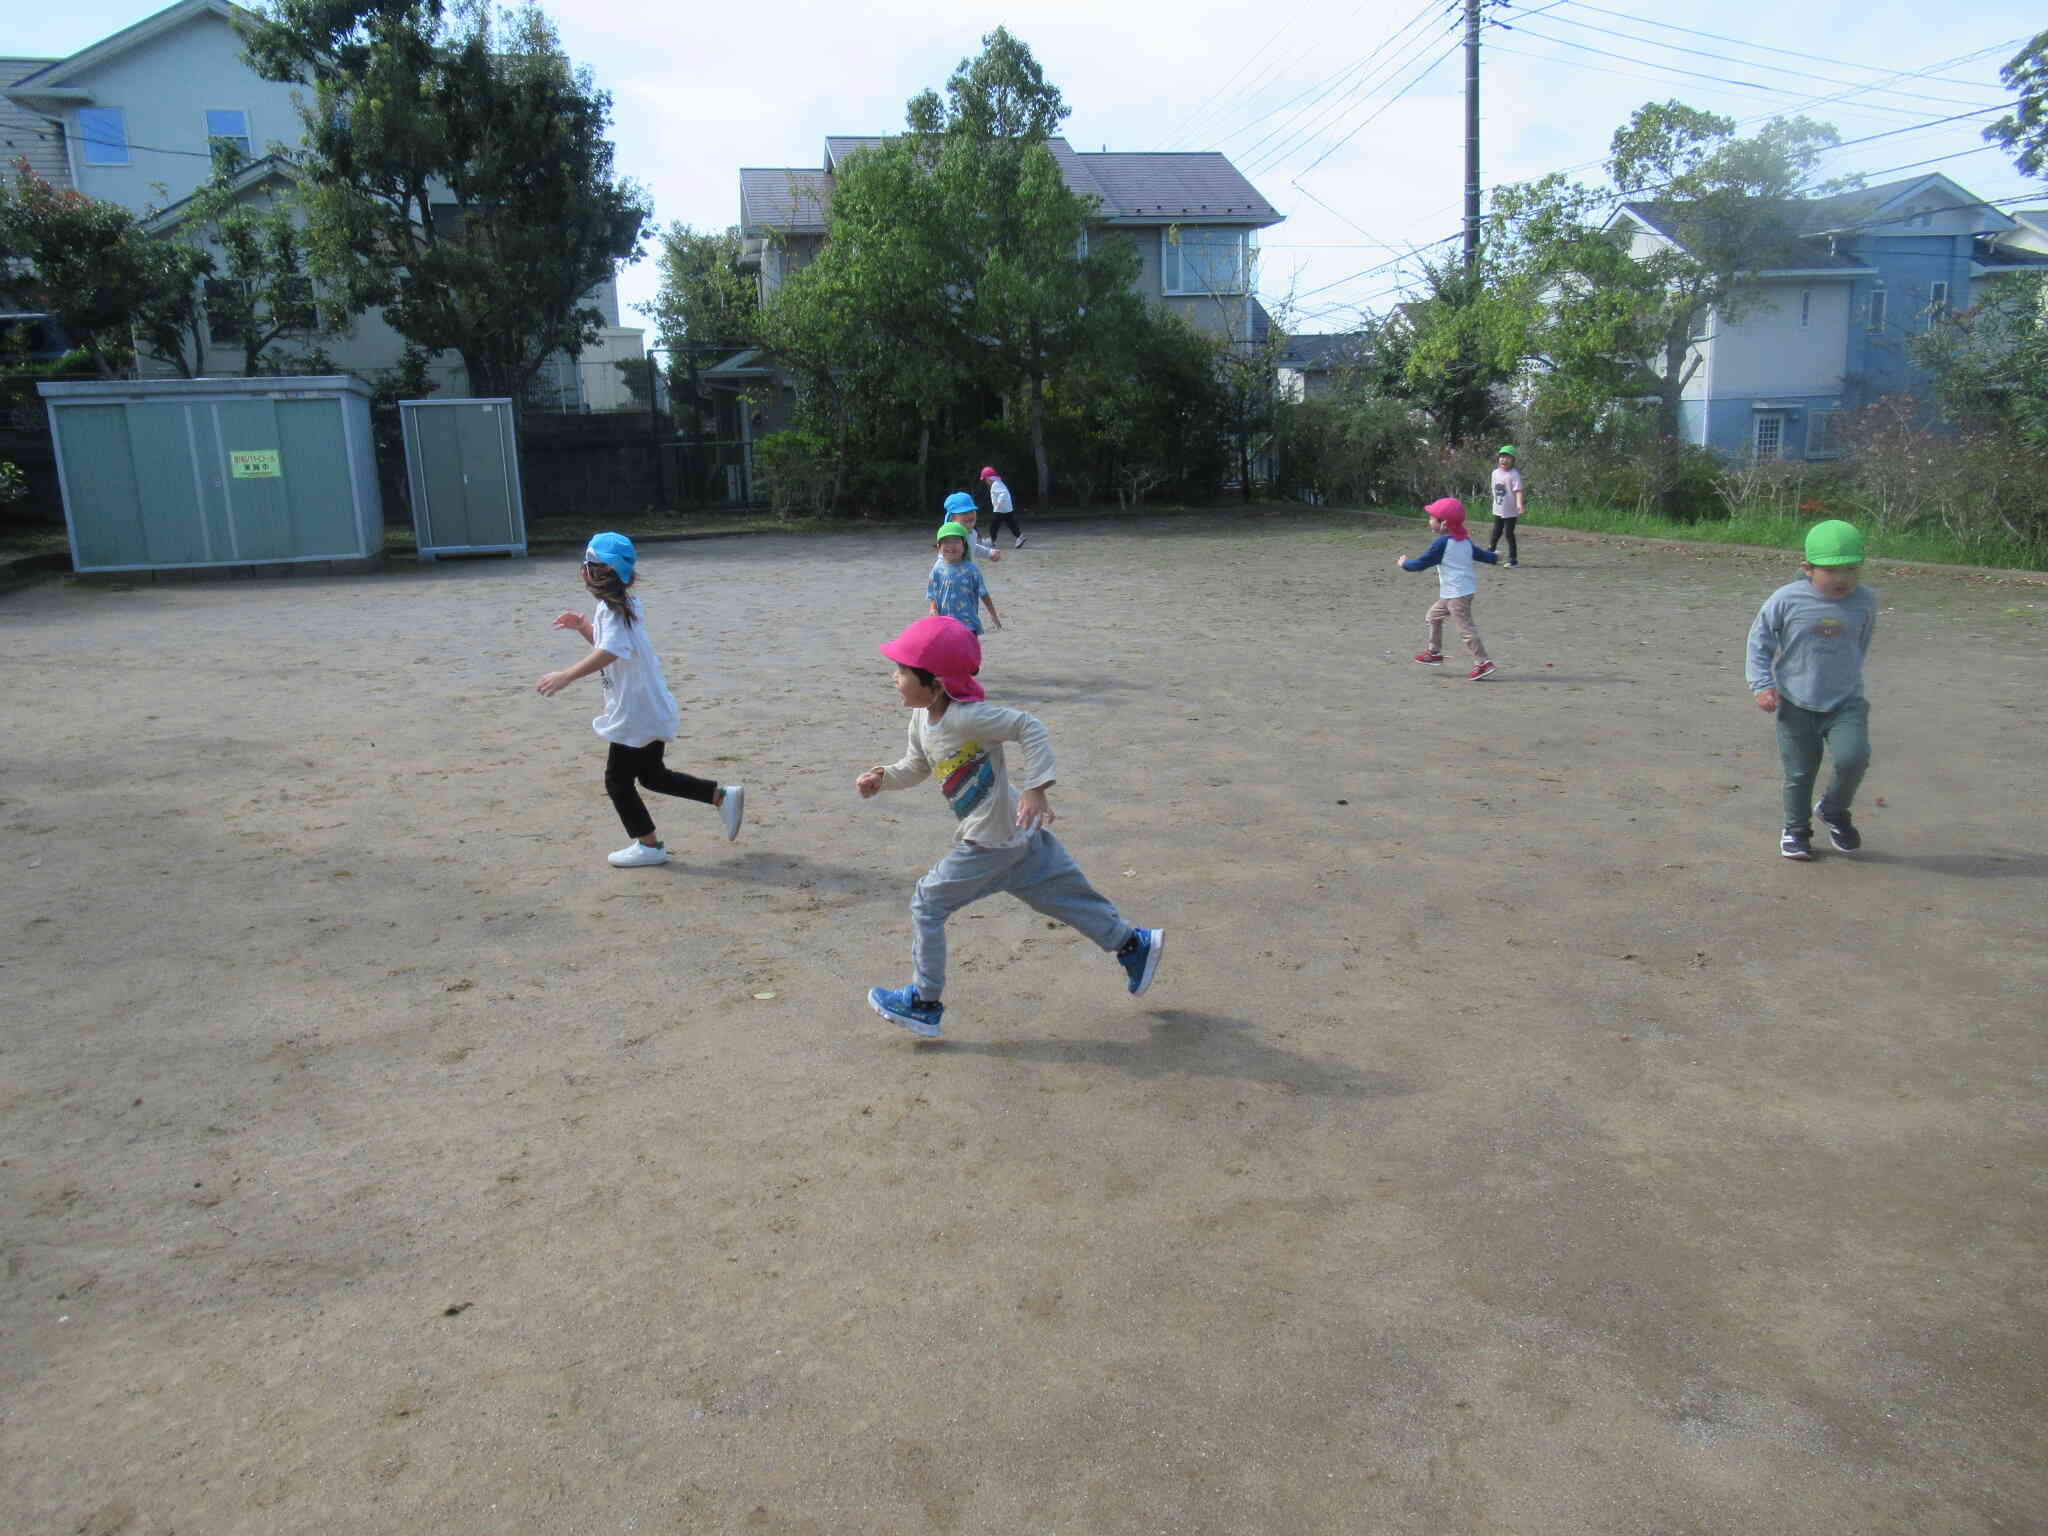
top-left (37, 376), bottom-right (383, 575)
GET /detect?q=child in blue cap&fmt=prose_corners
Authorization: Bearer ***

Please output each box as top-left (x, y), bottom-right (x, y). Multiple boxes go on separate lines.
top-left (537, 532), bottom-right (744, 868)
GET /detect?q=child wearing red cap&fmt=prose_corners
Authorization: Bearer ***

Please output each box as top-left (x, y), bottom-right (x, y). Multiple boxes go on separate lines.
top-left (981, 466), bottom-right (1025, 548)
top-left (853, 616), bottom-right (1161, 1039)
top-left (1397, 497), bottom-right (1498, 680)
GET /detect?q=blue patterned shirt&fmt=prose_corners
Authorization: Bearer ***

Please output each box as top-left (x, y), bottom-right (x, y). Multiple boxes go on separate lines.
top-left (927, 559), bottom-right (988, 634)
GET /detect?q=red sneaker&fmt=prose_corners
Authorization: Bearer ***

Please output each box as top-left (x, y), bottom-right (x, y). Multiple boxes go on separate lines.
top-left (1466, 660), bottom-right (1497, 680)
top-left (1413, 651), bottom-right (1444, 664)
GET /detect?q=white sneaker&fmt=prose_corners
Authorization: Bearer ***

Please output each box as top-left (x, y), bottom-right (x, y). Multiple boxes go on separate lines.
top-left (608, 839), bottom-right (669, 868)
top-left (719, 785), bottom-right (745, 841)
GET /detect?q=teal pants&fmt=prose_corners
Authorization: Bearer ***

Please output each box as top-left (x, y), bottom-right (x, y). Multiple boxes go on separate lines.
top-left (1775, 695), bottom-right (1871, 829)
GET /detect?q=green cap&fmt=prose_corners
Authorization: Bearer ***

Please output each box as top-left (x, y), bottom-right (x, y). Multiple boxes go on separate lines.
top-left (1803, 519), bottom-right (1865, 566)
top-left (935, 521), bottom-right (971, 543)
top-left (1497, 444), bottom-right (1517, 458)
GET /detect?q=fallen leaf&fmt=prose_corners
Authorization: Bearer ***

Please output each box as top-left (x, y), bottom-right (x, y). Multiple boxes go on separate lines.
top-left (752, 991), bottom-right (777, 1000)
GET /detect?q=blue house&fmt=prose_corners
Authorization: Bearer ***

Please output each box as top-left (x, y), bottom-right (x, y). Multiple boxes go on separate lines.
top-left (1608, 174), bottom-right (2048, 461)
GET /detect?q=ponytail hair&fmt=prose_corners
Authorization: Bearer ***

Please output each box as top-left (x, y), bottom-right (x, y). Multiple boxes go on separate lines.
top-left (583, 561), bottom-right (638, 627)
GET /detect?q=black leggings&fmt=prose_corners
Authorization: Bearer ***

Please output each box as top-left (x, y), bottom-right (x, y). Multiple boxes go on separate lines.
top-left (1488, 516), bottom-right (1519, 563)
top-left (989, 510), bottom-right (1024, 541)
top-left (605, 740), bottom-right (715, 839)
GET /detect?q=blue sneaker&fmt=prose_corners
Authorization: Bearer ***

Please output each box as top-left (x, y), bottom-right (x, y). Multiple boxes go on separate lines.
top-left (1116, 928), bottom-right (1164, 996)
top-left (868, 984), bottom-right (944, 1039)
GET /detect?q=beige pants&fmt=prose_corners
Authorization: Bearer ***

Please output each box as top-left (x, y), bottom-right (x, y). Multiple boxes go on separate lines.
top-left (1425, 594), bottom-right (1488, 660)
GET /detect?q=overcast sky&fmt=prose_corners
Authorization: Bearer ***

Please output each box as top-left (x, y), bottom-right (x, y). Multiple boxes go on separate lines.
top-left (13, 0), bottom-right (2046, 338)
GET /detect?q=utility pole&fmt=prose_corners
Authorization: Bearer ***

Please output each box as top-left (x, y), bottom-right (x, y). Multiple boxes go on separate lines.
top-left (1463, 0), bottom-right (1482, 273)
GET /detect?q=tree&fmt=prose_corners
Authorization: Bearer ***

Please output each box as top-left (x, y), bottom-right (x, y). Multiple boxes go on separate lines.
top-left (1457, 102), bottom-right (1840, 510)
top-left (900, 27), bottom-right (1143, 498)
top-left (243, 0), bottom-right (650, 400)
top-left (0, 159), bottom-right (209, 378)
top-left (1912, 275), bottom-right (2048, 449)
top-left (1985, 29), bottom-right (2048, 178)
top-left (648, 222), bottom-right (757, 414)
top-left (177, 150), bottom-right (349, 375)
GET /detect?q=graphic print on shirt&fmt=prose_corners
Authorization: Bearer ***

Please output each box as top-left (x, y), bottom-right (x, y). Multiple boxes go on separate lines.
top-left (1815, 615), bottom-right (1845, 639)
top-left (935, 739), bottom-right (994, 820)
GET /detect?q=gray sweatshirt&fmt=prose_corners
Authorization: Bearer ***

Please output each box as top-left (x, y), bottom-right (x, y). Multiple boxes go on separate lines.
top-left (1745, 579), bottom-right (1878, 712)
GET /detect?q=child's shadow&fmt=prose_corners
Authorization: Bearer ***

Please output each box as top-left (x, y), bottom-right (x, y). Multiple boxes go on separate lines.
top-left (939, 1008), bottom-right (1412, 1100)
top-left (1846, 848), bottom-right (2048, 880)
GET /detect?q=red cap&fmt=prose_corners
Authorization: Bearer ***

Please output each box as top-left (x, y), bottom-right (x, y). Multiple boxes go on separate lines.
top-left (879, 616), bottom-right (985, 702)
top-left (1425, 496), bottom-right (1468, 540)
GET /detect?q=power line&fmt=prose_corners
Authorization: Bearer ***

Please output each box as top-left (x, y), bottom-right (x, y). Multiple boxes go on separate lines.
top-left (1236, 8), bottom-right (1459, 176)
top-left (1160, 18), bottom-right (1302, 152)
top-left (1198, 0), bottom-right (1448, 157)
top-left (1527, 6), bottom-right (2010, 112)
top-left (1547, 0), bottom-right (2017, 91)
top-left (1501, 21), bottom-right (1969, 119)
top-left (1290, 36), bottom-right (1466, 179)
top-left (1229, 6), bottom-right (1453, 169)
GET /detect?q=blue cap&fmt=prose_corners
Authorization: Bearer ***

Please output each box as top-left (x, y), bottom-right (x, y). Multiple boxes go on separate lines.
top-left (943, 491), bottom-right (977, 518)
top-left (583, 531), bottom-right (636, 582)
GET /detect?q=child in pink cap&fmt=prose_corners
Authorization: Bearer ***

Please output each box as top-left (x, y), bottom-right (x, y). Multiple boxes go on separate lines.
top-left (981, 466), bottom-right (1024, 548)
top-left (1397, 497), bottom-right (1498, 679)
top-left (853, 616), bottom-right (1161, 1039)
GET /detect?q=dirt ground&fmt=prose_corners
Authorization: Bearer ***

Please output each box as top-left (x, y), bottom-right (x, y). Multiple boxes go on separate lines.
top-left (2, 513), bottom-right (2043, 1536)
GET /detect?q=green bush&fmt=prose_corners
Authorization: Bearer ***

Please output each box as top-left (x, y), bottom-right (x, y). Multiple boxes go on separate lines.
top-left (752, 429), bottom-right (837, 519)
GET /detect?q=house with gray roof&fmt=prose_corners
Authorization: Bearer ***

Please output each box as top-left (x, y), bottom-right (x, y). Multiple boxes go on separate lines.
top-left (1608, 172), bottom-right (2045, 460)
top-left (739, 136), bottom-right (1282, 344)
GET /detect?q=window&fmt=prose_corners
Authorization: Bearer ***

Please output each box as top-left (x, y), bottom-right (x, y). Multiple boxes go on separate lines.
top-left (204, 278), bottom-right (245, 346)
top-left (206, 109), bottom-right (252, 165)
top-left (1867, 288), bottom-right (1887, 333)
top-left (1753, 413), bottom-right (1784, 461)
top-left (1927, 280), bottom-right (1949, 323)
top-left (1808, 411), bottom-right (1840, 458)
top-left (76, 107), bottom-right (129, 166)
top-left (1799, 289), bottom-right (1811, 329)
top-left (1162, 227), bottom-right (1249, 296)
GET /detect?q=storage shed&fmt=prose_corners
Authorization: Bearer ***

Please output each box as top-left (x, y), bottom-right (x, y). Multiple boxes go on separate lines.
top-left (37, 376), bottom-right (383, 575)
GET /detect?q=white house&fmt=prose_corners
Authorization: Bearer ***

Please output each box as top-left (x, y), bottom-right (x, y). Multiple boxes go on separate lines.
top-left (4, 0), bottom-right (646, 409)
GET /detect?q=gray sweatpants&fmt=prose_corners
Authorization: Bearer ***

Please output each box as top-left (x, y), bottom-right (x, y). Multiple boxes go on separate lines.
top-left (911, 829), bottom-right (1132, 999)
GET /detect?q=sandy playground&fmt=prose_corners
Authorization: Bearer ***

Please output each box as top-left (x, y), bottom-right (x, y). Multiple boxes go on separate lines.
top-left (1, 512), bottom-right (2044, 1535)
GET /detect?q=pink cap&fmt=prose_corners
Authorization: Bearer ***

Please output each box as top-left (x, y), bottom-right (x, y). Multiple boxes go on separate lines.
top-left (979, 466), bottom-right (998, 480)
top-left (879, 616), bottom-right (985, 702)
top-left (1425, 496), bottom-right (1468, 540)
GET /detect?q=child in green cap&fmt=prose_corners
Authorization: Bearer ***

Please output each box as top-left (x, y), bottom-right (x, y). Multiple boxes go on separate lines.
top-left (927, 522), bottom-right (1001, 635)
top-left (1744, 519), bottom-right (1877, 860)
top-left (1488, 445), bottom-right (1525, 566)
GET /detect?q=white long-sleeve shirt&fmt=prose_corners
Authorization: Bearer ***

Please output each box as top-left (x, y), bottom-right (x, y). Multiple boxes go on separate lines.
top-left (873, 700), bottom-right (1056, 848)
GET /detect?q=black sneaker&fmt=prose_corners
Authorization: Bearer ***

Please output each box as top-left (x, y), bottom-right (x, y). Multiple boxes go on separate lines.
top-left (1780, 826), bottom-right (1813, 861)
top-left (1814, 800), bottom-right (1861, 852)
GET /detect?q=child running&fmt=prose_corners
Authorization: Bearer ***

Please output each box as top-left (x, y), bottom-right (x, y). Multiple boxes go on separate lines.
top-left (854, 616), bottom-right (1163, 1039)
top-left (942, 491), bottom-right (1003, 562)
top-left (536, 532), bottom-right (743, 868)
top-left (1397, 496), bottom-right (1498, 680)
top-left (1745, 519), bottom-right (1877, 861)
top-left (981, 465), bottom-right (1025, 548)
top-left (928, 521), bottom-right (1001, 635)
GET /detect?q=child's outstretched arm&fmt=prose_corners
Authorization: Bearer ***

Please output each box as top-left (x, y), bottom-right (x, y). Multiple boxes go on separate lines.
top-left (551, 610), bottom-right (594, 644)
top-left (982, 591), bottom-right (1002, 630)
top-left (536, 647), bottom-right (617, 696)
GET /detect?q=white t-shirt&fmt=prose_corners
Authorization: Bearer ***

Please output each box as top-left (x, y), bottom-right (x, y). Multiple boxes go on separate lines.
top-left (987, 477), bottom-right (1014, 517)
top-left (1490, 466), bottom-right (1523, 519)
top-left (589, 597), bottom-right (680, 747)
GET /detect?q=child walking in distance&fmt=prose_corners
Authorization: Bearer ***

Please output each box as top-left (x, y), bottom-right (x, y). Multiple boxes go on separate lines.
top-left (941, 491), bottom-right (1002, 562)
top-left (1488, 445), bottom-right (1525, 566)
top-left (854, 616), bottom-right (1162, 1039)
top-left (536, 533), bottom-right (744, 868)
top-left (981, 465), bottom-right (1025, 548)
top-left (1398, 497), bottom-right (1498, 679)
top-left (928, 522), bottom-right (1001, 635)
top-left (1746, 520), bottom-right (1877, 861)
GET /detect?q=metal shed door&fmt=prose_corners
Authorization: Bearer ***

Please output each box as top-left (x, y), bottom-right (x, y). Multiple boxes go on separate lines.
top-left (402, 399), bottom-right (527, 558)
